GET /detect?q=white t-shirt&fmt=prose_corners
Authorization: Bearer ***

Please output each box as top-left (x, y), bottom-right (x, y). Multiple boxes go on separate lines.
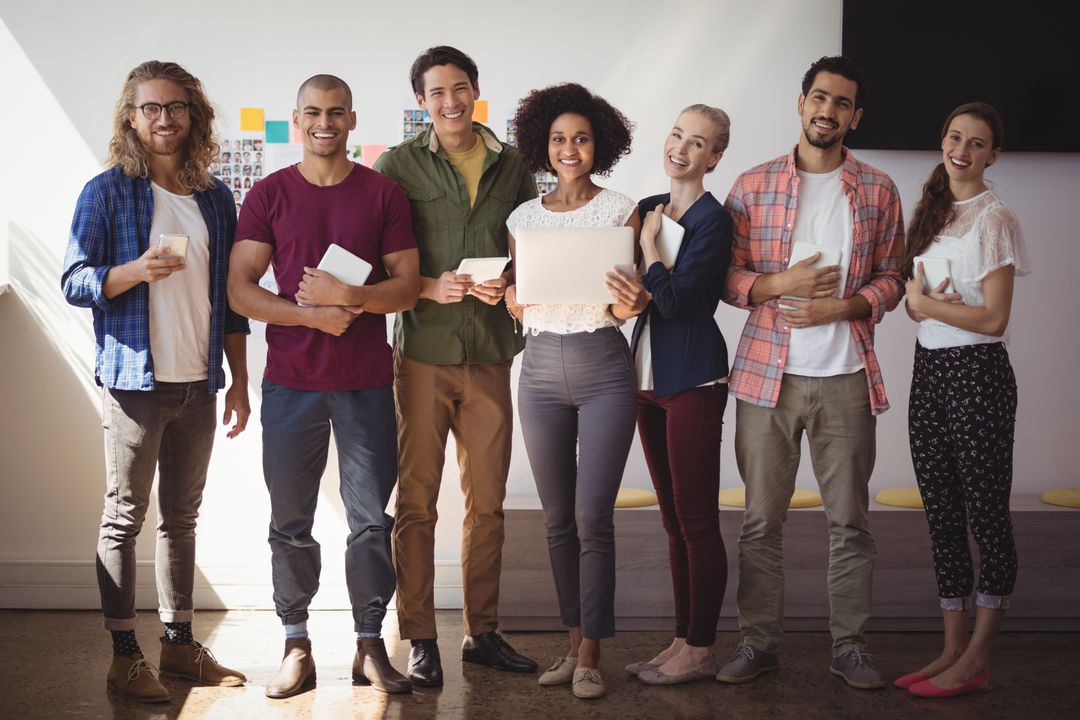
top-left (785, 167), bottom-right (863, 377)
top-left (916, 190), bottom-right (1029, 349)
top-left (148, 182), bottom-right (211, 382)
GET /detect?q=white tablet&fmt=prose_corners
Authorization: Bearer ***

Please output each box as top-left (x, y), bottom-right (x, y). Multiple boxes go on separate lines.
top-left (914, 255), bottom-right (952, 294)
top-left (515, 226), bottom-right (634, 304)
top-left (455, 256), bottom-right (510, 283)
top-left (655, 214), bottom-right (686, 268)
top-left (780, 241), bottom-right (843, 309)
top-left (317, 243), bottom-right (372, 287)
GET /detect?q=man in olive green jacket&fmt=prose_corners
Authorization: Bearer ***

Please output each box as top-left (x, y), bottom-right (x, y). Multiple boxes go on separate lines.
top-left (374, 46), bottom-right (537, 687)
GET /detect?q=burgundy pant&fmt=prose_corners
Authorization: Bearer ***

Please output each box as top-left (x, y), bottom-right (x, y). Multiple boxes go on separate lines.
top-left (636, 384), bottom-right (729, 647)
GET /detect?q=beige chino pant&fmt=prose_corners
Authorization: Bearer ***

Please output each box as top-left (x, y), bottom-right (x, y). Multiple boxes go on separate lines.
top-left (734, 370), bottom-right (876, 657)
top-left (392, 355), bottom-right (514, 640)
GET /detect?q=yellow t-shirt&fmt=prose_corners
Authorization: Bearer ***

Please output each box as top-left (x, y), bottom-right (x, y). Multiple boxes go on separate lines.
top-left (445, 133), bottom-right (486, 207)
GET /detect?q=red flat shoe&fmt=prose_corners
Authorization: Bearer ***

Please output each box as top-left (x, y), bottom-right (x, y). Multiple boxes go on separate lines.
top-left (908, 670), bottom-right (992, 698)
top-left (894, 671), bottom-right (931, 689)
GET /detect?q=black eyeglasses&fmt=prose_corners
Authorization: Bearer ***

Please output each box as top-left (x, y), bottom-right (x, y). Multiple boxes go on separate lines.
top-left (134, 102), bottom-right (190, 119)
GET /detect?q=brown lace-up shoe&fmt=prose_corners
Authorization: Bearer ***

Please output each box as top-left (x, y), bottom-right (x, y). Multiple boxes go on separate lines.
top-left (159, 637), bottom-right (247, 686)
top-left (266, 638), bottom-right (316, 699)
top-left (352, 637), bottom-right (412, 694)
top-left (106, 653), bottom-right (170, 703)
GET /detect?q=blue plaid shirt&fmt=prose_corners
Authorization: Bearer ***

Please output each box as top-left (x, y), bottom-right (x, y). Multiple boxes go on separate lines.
top-left (61, 166), bottom-right (249, 392)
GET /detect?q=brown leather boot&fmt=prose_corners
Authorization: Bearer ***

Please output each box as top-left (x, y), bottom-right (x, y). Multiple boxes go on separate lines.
top-left (159, 637), bottom-right (247, 686)
top-left (266, 638), bottom-right (316, 699)
top-left (352, 637), bottom-right (412, 694)
top-left (106, 653), bottom-right (170, 703)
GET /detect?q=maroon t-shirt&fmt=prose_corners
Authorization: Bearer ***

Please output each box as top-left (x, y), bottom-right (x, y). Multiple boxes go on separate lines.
top-left (236, 163), bottom-right (415, 391)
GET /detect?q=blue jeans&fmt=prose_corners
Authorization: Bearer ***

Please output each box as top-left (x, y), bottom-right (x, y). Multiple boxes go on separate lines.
top-left (261, 379), bottom-right (398, 634)
top-left (97, 383), bottom-right (217, 631)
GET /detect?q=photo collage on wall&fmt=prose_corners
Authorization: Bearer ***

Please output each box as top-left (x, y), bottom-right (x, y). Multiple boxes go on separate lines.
top-left (212, 137), bottom-right (265, 213)
top-left (403, 109), bottom-right (432, 140)
top-left (506, 119), bottom-right (557, 195)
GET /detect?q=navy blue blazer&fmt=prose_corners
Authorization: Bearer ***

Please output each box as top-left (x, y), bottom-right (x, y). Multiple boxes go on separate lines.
top-left (630, 192), bottom-right (733, 398)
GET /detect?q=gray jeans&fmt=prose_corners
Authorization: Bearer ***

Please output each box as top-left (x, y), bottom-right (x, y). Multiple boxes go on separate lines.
top-left (97, 383), bottom-right (217, 631)
top-left (518, 328), bottom-right (637, 639)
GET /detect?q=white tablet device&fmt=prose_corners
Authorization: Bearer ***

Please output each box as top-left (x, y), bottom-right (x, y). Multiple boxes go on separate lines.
top-left (780, 241), bottom-right (843, 310)
top-left (158, 233), bottom-right (189, 259)
top-left (316, 243), bottom-right (373, 287)
top-left (655, 214), bottom-right (686, 268)
top-left (455, 256), bottom-right (510, 283)
top-left (515, 226), bottom-right (634, 305)
top-left (913, 255), bottom-right (952, 294)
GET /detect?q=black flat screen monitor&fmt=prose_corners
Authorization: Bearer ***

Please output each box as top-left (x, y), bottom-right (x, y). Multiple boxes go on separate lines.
top-left (841, 0), bottom-right (1079, 152)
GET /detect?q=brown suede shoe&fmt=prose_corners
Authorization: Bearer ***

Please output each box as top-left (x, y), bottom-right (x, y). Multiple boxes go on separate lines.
top-left (106, 653), bottom-right (170, 703)
top-left (159, 637), bottom-right (247, 686)
top-left (352, 638), bottom-right (412, 694)
top-left (266, 638), bottom-right (316, 699)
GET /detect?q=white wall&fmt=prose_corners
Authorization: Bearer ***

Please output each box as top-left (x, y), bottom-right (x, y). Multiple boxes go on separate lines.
top-left (1, 0), bottom-right (1077, 610)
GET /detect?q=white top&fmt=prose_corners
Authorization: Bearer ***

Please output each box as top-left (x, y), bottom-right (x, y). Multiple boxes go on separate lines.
top-left (785, 167), bottom-right (863, 376)
top-left (148, 182), bottom-right (211, 382)
top-left (916, 190), bottom-right (1030, 349)
top-left (507, 188), bottom-right (637, 335)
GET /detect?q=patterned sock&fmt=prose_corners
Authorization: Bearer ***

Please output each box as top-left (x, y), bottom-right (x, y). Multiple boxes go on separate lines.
top-left (163, 621), bottom-right (194, 645)
top-left (111, 630), bottom-right (141, 657)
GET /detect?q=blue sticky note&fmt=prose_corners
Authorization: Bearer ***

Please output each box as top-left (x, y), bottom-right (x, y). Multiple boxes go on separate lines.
top-left (265, 120), bottom-right (289, 143)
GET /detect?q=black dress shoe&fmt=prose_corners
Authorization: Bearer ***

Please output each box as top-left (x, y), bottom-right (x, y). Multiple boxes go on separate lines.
top-left (407, 639), bottom-right (443, 688)
top-left (461, 631), bottom-right (538, 673)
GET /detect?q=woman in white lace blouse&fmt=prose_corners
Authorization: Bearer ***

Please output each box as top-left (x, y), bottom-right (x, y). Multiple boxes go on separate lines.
top-left (898, 102), bottom-right (1030, 699)
top-left (504, 83), bottom-right (647, 700)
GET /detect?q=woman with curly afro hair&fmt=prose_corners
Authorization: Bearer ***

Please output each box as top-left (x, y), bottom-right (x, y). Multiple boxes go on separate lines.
top-left (504, 83), bottom-right (647, 700)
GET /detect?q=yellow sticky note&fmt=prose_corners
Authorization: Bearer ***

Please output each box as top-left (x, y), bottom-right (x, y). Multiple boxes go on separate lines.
top-left (471, 99), bottom-right (488, 123)
top-left (240, 108), bottom-right (265, 132)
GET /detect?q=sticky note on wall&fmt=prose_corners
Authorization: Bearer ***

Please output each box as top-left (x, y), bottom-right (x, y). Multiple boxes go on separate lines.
top-left (240, 108), bottom-right (265, 131)
top-left (265, 121), bottom-right (289, 143)
top-left (361, 144), bottom-right (388, 167)
top-left (289, 121), bottom-right (302, 144)
top-left (472, 99), bottom-right (488, 123)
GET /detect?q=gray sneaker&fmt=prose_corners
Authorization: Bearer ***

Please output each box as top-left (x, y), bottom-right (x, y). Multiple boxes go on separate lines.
top-left (715, 643), bottom-right (779, 683)
top-left (830, 647), bottom-right (886, 689)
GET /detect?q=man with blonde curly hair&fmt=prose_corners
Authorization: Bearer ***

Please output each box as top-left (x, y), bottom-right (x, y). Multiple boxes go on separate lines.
top-left (62, 60), bottom-right (250, 702)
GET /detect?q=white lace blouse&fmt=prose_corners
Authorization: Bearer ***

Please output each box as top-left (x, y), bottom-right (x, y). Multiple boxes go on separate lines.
top-left (506, 188), bottom-right (638, 335)
top-left (916, 190), bottom-right (1031, 349)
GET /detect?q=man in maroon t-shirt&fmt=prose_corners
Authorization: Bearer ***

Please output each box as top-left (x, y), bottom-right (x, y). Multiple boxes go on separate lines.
top-left (228, 74), bottom-right (419, 698)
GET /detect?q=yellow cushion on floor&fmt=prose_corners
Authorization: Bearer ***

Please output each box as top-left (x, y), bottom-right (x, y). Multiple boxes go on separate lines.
top-left (1041, 488), bottom-right (1080, 508)
top-left (718, 487), bottom-right (822, 508)
top-left (615, 487), bottom-right (657, 508)
top-left (875, 487), bottom-right (925, 509)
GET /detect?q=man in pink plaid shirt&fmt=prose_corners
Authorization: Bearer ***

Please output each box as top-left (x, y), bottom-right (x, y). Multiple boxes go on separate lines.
top-left (716, 56), bottom-right (904, 690)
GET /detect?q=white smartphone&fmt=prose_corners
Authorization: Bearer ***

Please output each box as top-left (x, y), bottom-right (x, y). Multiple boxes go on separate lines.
top-left (914, 255), bottom-right (952, 294)
top-left (780, 241), bottom-right (843, 309)
top-left (455, 256), bottom-right (510, 283)
top-left (158, 233), bottom-right (189, 259)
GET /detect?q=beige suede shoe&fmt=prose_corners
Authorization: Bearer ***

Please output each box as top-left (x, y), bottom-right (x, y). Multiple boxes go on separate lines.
top-left (159, 638), bottom-right (247, 686)
top-left (572, 666), bottom-right (606, 699)
top-left (106, 653), bottom-right (170, 703)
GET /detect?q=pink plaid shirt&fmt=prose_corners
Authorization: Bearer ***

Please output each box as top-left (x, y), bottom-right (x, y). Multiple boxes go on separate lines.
top-left (722, 146), bottom-right (905, 415)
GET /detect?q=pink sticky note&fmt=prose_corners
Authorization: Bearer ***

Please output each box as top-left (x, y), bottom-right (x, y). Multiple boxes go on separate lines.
top-left (289, 122), bottom-right (302, 144)
top-left (362, 144), bottom-right (388, 167)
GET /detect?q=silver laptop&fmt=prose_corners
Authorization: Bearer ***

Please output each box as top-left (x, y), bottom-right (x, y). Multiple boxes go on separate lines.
top-left (515, 226), bottom-right (634, 304)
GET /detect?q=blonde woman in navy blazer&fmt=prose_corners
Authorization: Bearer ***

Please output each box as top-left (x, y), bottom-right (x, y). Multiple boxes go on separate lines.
top-left (627, 105), bottom-right (734, 686)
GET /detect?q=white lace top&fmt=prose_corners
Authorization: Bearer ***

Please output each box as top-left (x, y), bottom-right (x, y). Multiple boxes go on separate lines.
top-left (507, 188), bottom-right (638, 335)
top-left (916, 190), bottom-right (1031, 349)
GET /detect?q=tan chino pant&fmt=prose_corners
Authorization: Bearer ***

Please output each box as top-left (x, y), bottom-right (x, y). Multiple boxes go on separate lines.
top-left (734, 370), bottom-right (877, 657)
top-left (392, 354), bottom-right (514, 640)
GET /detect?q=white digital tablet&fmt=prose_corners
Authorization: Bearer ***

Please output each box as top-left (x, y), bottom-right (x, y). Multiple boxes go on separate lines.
top-left (913, 255), bottom-right (952, 294)
top-left (654, 213), bottom-right (686, 268)
top-left (780, 241), bottom-right (843, 309)
top-left (455, 256), bottom-right (510, 283)
top-left (316, 243), bottom-right (373, 287)
top-left (515, 226), bottom-right (634, 304)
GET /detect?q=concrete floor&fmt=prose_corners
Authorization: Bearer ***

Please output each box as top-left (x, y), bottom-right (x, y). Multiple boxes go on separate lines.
top-left (0, 610), bottom-right (1077, 719)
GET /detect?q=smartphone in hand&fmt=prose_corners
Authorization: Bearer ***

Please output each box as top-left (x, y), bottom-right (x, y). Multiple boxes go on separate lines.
top-left (158, 233), bottom-right (189, 260)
